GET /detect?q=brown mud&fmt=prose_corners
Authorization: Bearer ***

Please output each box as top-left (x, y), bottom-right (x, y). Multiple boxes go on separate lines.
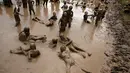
top-left (100, 0), bottom-right (130, 73)
top-left (0, 0), bottom-right (127, 73)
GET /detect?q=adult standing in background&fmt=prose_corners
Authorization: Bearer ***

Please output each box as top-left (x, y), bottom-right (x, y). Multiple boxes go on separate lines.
top-left (36, 0), bottom-right (40, 6)
top-left (3, 0), bottom-right (13, 7)
top-left (50, 0), bottom-right (60, 3)
top-left (65, 6), bottom-right (73, 28)
top-left (28, 0), bottom-right (35, 15)
top-left (50, 0), bottom-right (60, 10)
top-left (43, 0), bottom-right (48, 7)
top-left (22, 0), bottom-right (28, 8)
top-left (16, 0), bottom-right (22, 7)
top-left (14, 5), bottom-right (23, 26)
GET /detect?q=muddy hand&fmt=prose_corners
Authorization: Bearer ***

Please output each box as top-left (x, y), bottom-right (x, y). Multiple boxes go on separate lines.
top-left (79, 52), bottom-right (86, 58)
top-left (87, 53), bottom-right (92, 57)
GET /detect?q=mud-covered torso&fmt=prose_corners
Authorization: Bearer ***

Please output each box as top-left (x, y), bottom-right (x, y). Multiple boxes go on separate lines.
top-left (60, 17), bottom-right (68, 27)
top-left (19, 32), bottom-right (27, 42)
top-left (29, 50), bottom-right (40, 58)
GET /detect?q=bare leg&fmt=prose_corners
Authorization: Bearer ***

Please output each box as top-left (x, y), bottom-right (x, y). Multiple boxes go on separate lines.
top-left (72, 43), bottom-right (86, 52)
top-left (68, 45), bottom-right (86, 58)
top-left (27, 51), bottom-right (32, 61)
top-left (66, 63), bottom-right (71, 73)
top-left (10, 47), bottom-right (28, 56)
top-left (10, 49), bottom-right (24, 54)
top-left (29, 35), bottom-right (47, 42)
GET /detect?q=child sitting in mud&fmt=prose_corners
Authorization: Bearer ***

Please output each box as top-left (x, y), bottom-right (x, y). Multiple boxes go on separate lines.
top-left (19, 27), bottom-right (30, 42)
top-left (46, 12), bottom-right (57, 27)
top-left (10, 43), bottom-right (40, 61)
top-left (49, 39), bottom-right (58, 48)
top-left (61, 1), bottom-right (68, 11)
top-left (19, 27), bottom-right (47, 43)
top-left (83, 11), bottom-right (94, 23)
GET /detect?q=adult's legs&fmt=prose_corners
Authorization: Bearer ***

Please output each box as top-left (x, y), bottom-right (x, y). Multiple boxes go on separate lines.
top-left (95, 17), bottom-right (99, 27)
top-left (45, 1), bottom-right (48, 6)
top-left (14, 15), bottom-right (21, 26)
top-left (43, 1), bottom-right (45, 6)
top-left (68, 18), bottom-right (72, 28)
top-left (29, 9), bottom-right (32, 15)
top-left (36, 0), bottom-right (40, 5)
top-left (23, 3), bottom-right (27, 8)
top-left (32, 8), bottom-right (35, 15)
top-left (38, 0), bottom-right (40, 5)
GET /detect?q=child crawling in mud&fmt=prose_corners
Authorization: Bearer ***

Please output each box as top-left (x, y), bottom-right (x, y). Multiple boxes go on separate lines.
top-left (10, 43), bottom-right (40, 61)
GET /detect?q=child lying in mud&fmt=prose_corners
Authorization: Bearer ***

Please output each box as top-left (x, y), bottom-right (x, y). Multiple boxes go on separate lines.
top-left (19, 27), bottom-right (47, 43)
top-left (49, 34), bottom-right (91, 58)
top-left (32, 12), bottom-right (57, 27)
top-left (58, 46), bottom-right (91, 73)
top-left (60, 34), bottom-right (92, 57)
top-left (10, 43), bottom-right (40, 61)
top-left (58, 46), bottom-right (75, 73)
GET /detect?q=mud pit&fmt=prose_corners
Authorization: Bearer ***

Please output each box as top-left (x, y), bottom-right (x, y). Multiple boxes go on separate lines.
top-left (0, 1), bottom-right (109, 73)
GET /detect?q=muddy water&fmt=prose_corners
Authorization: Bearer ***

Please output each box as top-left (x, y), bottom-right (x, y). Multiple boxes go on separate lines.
top-left (0, 2), bottom-right (108, 73)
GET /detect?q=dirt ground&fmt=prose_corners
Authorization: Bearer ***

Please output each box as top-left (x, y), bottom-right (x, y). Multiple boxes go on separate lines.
top-left (0, 1), bottom-right (109, 73)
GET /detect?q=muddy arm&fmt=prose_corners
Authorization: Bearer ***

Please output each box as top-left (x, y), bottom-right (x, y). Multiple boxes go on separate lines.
top-left (27, 51), bottom-right (32, 61)
top-left (66, 63), bottom-right (71, 73)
